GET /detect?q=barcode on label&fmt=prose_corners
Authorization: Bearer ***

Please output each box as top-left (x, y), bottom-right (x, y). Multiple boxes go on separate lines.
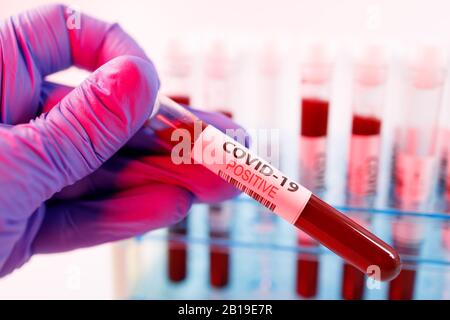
top-left (218, 170), bottom-right (277, 211)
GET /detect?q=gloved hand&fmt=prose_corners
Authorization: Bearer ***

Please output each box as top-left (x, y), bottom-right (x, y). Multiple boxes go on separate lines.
top-left (0, 4), bottom-right (242, 277)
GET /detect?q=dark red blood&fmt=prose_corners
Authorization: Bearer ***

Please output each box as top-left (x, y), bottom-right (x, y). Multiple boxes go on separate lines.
top-left (300, 98), bottom-right (329, 137)
top-left (296, 254), bottom-right (319, 298)
top-left (294, 194), bottom-right (401, 282)
top-left (167, 218), bottom-right (188, 282)
top-left (209, 231), bottom-right (230, 288)
top-left (169, 95), bottom-right (191, 106)
top-left (352, 115), bottom-right (381, 136)
top-left (388, 269), bottom-right (416, 300)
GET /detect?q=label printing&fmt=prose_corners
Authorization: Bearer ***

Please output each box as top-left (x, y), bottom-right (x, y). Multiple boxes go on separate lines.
top-left (192, 125), bottom-right (312, 224)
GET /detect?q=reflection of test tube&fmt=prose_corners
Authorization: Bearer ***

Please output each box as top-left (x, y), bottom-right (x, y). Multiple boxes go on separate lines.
top-left (296, 45), bottom-right (333, 298)
top-left (146, 96), bottom-right (401, 282)
top-left (204, 43), bottom-right (233, 288)
top-left (342, 46), bottom-right (388, 300)
top-left (163, 40), bottom-right (192, 283)
top-left (389, 47), bottom-right (446, 300)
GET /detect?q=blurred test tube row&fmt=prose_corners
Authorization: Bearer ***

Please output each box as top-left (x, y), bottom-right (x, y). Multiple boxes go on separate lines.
top-left (124, 39), bottom-right (450, 300)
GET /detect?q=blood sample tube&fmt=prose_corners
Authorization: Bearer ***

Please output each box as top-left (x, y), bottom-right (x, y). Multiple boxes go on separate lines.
top-left (145, 95), bottom-right (402, 283)
top-left (441, 110), bottom-right (450, 202)
top-left (254, 44), bottom-right (282, 294)
top-left (296, 44), bottom-right (333, 298)
top-left (167, 217), bottom-right (188, 282)
top-left (388, 46), bottom-right (446, 299)
top-left (299, 44), bottom-right (331, 191)
top-left (209, 202), bottom-right (232, 288)
top-left (204, 43), bottom-right (234, 288)
top-left (342, 46), bottom-right (388, 300)
top-left (163, 40), bottom-right (193, 283)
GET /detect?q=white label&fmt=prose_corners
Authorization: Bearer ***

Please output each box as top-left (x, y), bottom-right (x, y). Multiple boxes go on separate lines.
top-left (347, 135), bottom-right (380, 196)
top-left (299, 136), bottom-right (327, 191)
top-left (192, 125), bottom-right (312, 224)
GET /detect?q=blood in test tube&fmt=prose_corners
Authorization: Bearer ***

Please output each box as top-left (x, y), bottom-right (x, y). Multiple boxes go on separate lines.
top-left (150, 96), bottom-right (402, 283)
top-left (209, 203), bottom-right (232, 288)
top-left (166, 95), bottom-right (191, 282)
top-left (388, 246), bottom-right (418, 300)
top-left (296, 234), bottom-right (319, 298)
top-left (342, 46), bottom-right (388, 299)
top-left (301, 98), bottom-right (329, 137)
top-left (209, 113), bottom-right (233, 289)
top-left (203, 44), bottom-right (234, 289)
top-left (297, 46), bottom-right (331, 298)
top-left (342, 115), bottom-right (382, 300)
top-left (167, 216), bottom-right (188, 282)
top-left (352, 115), bottom-right (381, 136)
top-left (169, 95), bottom-right (191, 106)
top-left (297, 98), bottom-right (329, 298)
top-left (388, 47), bottom-right (446, 300)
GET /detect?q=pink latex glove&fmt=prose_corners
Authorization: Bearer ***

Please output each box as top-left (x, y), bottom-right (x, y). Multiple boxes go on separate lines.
top-left (0, 4), bottom-right (240, 277)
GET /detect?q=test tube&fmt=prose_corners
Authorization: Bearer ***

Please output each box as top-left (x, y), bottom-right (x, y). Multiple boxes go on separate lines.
top-left (342, 46), bottom-right (388, 300)
top-left (204, 43), bottom-right (233, 288)
top-left (145, 95), bottom-right (401, 283)
top-left (254, 44), bottom-right (282, 293)
top-left (296, 44), bottom-right (333, 298)
top-left (163, 40), bottom-right (192, 282)
top-left (388, 46), bottom-right (446, 299)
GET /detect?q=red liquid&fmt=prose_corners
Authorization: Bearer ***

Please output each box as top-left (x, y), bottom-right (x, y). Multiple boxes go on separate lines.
top-left (352, 115), bottom-right (381, 136)
top-left (342, 115), bottom-right (382, 296)
top-left (342, 263), bottom-right (365, 300)
top-left (151, 109), bottom-right (401, 282)
top-left (389, 269), bottom-right (416, 300)
top-left (169, 95), bottom-right (191, 106)
top-left (208, 114), bottom-right (232, 289)
top-left (298, 98), bottom-right (329, 291)
top-left (167, 217), bottom-right (188, 282)
top-left (210, 231), bottom-right (230, 288)
top-left (301, 98), bottom-right (329, 137)
top-left (296, 251), bottom-right (319, 298)
top-left (295, 195), bottom-right (401, 281)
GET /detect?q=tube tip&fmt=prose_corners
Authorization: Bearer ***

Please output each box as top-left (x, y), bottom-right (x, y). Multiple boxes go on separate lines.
top-left (378, 248), bottom-right (402, 282)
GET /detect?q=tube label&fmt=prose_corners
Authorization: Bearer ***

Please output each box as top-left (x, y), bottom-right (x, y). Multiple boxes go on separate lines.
top-left (299, 136), bottom-right (327, 191)
top-left (348, 135), bottom-right (380, 196)
top-left (394, 152), bottom-right (437, 204)
top-left (192, 125), bottom-right (312, 224)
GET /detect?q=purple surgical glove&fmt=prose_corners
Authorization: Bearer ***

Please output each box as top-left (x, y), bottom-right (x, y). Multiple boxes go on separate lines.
top-left (0, 4), bottom-right (241, 277)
